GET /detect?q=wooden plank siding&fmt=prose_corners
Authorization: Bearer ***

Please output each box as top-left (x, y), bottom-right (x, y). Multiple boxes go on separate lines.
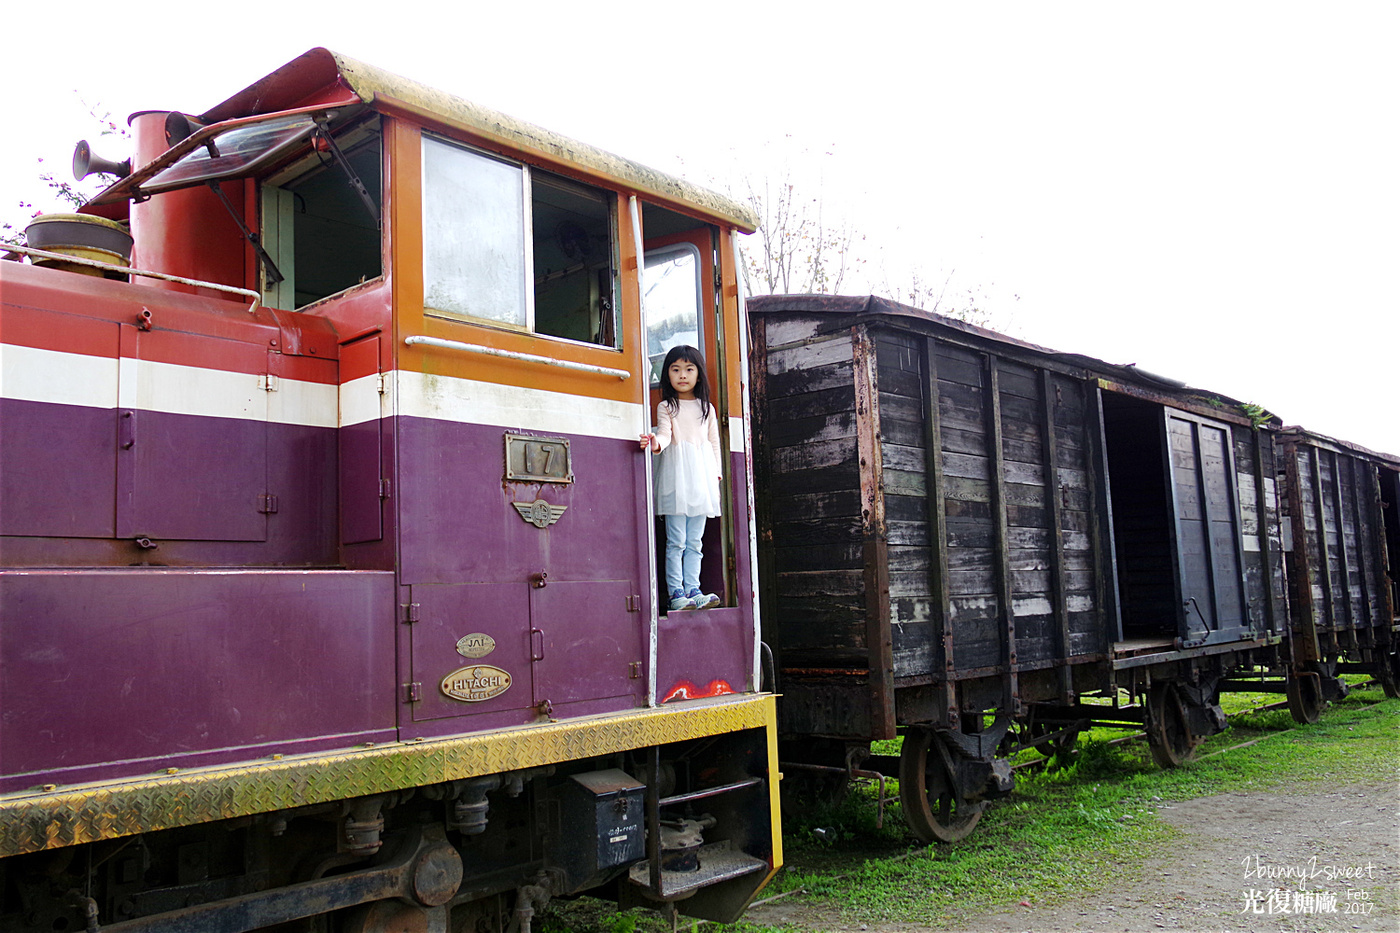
top-left (1278, 431), bottom-right (1396, 661)
top-left (854, 325), bottom-right (896, 737)
top-left (856, 329), bottom-right (1109, 700)
top-left (762, 326), bottom-right (866, 670)
top-left (751, 300), bottom-right (1122, 736)
top-left (748, 294), bottom-right (1294, 741)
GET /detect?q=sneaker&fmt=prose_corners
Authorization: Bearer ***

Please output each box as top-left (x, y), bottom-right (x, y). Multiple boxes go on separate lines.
top-left (669, 589), bottom-right (697, 611)
top-left (686, 587), bottom-right (720, 609)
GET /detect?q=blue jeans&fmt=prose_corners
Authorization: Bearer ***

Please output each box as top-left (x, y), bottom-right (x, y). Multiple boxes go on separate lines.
top-left (664, 514), bottom-right (707, 594)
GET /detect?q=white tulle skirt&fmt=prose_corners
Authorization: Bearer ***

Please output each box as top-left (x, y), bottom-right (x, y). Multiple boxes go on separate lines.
top-left (654, 441), bottom-right (721, 518)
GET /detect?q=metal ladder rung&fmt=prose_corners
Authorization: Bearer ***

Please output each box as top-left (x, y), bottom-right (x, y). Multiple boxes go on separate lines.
top-left (658, 776), bottom-right (763, 807)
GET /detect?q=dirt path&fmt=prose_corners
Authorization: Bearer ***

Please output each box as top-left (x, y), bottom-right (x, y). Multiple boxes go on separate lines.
top-left (743, 782), bottom-right (1397, 933)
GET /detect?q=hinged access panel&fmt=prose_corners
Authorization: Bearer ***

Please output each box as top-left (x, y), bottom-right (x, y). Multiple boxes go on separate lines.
top-left (529, 580), bottom-right (647, 712)
top-left (407, 582), bottom-right (536, 724)
top-left (116, 325), bottom-right (270, 542)
top-left (405, 579), bottom-right (646, 728)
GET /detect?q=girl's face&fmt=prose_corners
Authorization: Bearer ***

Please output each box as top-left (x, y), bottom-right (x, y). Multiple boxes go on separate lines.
top-left (667, 359), bottom-right (699, 398)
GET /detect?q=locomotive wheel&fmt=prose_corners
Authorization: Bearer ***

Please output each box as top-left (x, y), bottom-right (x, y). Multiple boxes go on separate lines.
top-left (339, 901), bottom-right (426, 933)
top-left (1286, 671), bottom-right (1323, 724)
top-left (1145, 682), bottom-right (1197, 769)
top-left (898, 728), bottom-right (984, 843)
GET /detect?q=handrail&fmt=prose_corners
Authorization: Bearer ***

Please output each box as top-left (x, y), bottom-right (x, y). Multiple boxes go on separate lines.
top-left (403, 334), bottom-right (630, 379)
top-left (657, 776), bottom-right (764, 808)
top-left (2, 244), bottom-right (262, 313)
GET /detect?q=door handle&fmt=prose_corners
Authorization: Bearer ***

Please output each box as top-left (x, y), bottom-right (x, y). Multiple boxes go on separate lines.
top-left (530, 627), bottom-right (544, 661)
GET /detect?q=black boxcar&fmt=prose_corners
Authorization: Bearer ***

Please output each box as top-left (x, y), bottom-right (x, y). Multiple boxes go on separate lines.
top-left (749, 295), bottom-right (1289, 841)
top-left (1276, 428), bottom-right (1400, 713)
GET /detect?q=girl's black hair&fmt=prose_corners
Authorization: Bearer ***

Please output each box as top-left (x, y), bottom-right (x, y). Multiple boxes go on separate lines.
top-left (659, 344), bottom-right (712, 421)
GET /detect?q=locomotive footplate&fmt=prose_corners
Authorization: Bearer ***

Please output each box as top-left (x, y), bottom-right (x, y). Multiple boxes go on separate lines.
top-left (0, 695), bottom-right (775, 859)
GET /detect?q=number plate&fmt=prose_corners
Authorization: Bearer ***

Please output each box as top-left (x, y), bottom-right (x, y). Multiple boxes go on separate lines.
top-left (505, 432), bottom-right (572, 483)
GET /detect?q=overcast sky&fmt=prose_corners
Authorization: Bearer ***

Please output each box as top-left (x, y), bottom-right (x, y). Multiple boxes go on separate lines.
top-left (4, 2), bottom-right (1396, 453)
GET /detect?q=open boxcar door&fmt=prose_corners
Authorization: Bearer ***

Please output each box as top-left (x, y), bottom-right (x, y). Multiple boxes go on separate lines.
top-left (1163, 409), bottom-right (1252, 647)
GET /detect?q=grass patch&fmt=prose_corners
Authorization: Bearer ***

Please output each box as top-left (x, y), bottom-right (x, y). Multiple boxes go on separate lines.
top-left (539, 688), bottom-right (1398, 932)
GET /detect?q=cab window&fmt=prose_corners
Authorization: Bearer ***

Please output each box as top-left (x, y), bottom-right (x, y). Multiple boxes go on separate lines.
top-left (643, 243), bottom-right (703, 386)
top-left (421, 135), bottom-right (618, 347)
top-left (262, 118), bottom-right (383, 309)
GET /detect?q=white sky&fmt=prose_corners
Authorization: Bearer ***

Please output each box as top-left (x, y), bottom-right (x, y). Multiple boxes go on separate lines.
top-left (4, 2), bottom-right (1396, 453)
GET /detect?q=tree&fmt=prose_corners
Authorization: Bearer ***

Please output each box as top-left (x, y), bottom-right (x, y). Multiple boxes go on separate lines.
top-left (736, 165), bottom-right (1004, 330)
top-left (880, 268), bottom-right (999, 329)
top-left (728, 137), bottom-right (1007, 329)
top-left (741, 168), bottom-right (865, 296)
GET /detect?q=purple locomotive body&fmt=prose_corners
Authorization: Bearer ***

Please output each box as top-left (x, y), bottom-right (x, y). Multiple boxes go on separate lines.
top-left (0, 49), bottom-right (780, 933)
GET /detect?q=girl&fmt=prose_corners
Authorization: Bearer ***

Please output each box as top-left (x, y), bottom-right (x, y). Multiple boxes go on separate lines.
top-left (640, 345), bottom-right (723, 611)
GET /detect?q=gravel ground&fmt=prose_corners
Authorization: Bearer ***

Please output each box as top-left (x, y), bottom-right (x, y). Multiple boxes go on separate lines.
top-left (743, 781), bottom-right (1397, 933)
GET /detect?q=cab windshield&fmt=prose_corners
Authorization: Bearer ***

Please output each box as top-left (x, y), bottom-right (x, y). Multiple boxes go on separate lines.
top-left (146, 113), bottom-right (323, 191)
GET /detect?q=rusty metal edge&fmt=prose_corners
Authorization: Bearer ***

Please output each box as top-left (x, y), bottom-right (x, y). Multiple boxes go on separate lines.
top-left (1108, 636), bottom-right (1281, 672)
top-left (0, 694), bottom-right (776, 858)
top-left (851, 323), bottom-right (896, 739)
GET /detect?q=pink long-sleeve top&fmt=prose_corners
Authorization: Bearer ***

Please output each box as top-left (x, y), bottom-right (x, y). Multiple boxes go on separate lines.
top-left (654, 399), bottom-right (721, 476)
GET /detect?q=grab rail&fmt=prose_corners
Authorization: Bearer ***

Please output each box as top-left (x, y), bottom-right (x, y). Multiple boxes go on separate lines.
top-left (3, 244), bottom-right (262, 313)
top-left (403, 334), bottom-right (631, 379)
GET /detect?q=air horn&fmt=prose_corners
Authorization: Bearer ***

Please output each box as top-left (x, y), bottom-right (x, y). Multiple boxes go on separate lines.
top-left (71, 140), bottom-right (131, 181)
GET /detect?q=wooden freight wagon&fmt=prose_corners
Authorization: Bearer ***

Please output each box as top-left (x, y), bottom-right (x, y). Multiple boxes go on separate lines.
top-left (748, 295), bottom-right (1289, 841)
top-left (1276, 428), bottom-right (1400, 715)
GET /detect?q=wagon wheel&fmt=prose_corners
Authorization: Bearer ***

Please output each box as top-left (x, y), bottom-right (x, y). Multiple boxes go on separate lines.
top-left (1286, 671), bottom-right (1323, 724)
top-left (1379, 653), bottom-right (1400, 700)
top-left (898, 728), bottom-right (984, 843)
top-left (1028, 720), bottom-right (1080, 758)
top-left (1145, 682), bottom-right (1197, 769)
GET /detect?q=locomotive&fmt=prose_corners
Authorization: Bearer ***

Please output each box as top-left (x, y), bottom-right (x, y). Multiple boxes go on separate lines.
top-left (0, 49), bottom-right (780, 932)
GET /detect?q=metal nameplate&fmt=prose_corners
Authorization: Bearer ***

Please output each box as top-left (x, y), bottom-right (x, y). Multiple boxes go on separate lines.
top-left (441, 665), bottom-right (513, 702)
top-left (505, 432), bottom-right (572, 484)
top-left (513, 499), bottom-right (567, 528)
top-left (456, 633), bottom-right (496, 658)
